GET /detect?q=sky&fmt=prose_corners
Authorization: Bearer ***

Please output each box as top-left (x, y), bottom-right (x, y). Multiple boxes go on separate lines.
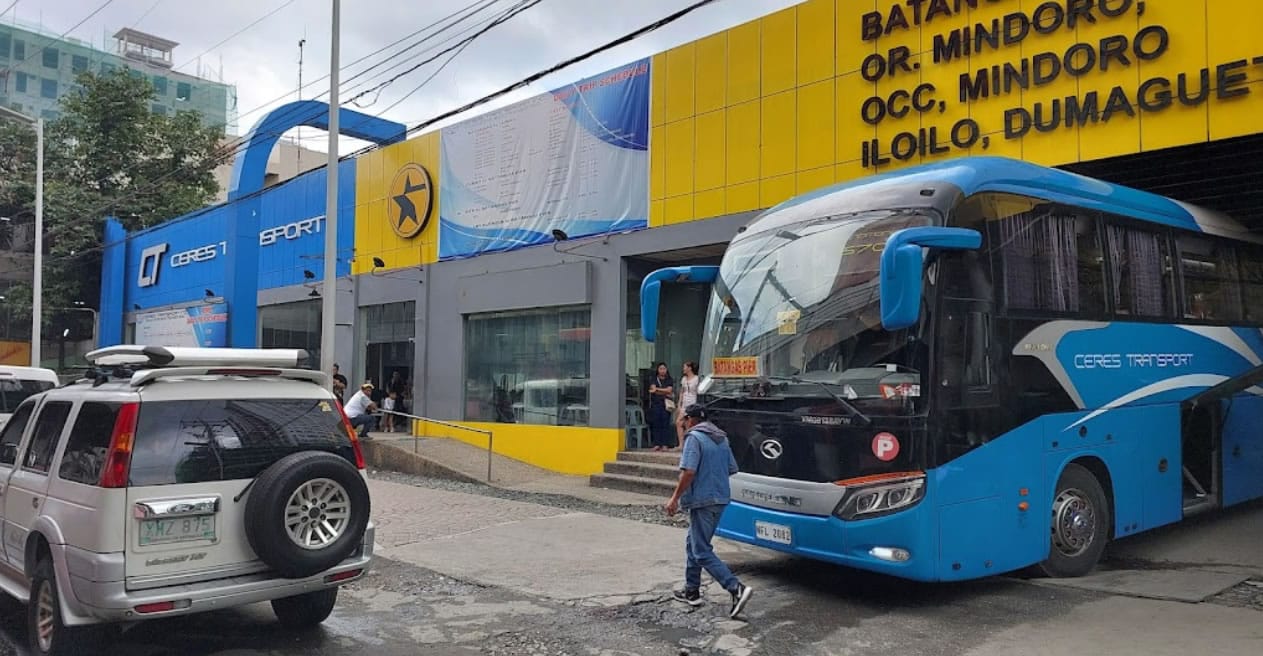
top-left (8, 0), bottom-right (800, 151)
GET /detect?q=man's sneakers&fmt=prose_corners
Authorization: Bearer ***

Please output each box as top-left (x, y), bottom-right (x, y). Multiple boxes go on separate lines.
top-left (674, 584), bottom-right (753, 618)
top-left (672, 588), bottom-right (703, 606)
top-left (729, 583), bottom-right (753, 619)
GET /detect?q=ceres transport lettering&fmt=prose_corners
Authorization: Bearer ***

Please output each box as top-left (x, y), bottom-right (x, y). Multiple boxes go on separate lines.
top-left (1074, 353), bottom-right (1193, 369)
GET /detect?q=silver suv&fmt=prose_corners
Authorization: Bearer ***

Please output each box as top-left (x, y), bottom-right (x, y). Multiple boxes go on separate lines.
top-left (0, 346), bottom-right (374, 655)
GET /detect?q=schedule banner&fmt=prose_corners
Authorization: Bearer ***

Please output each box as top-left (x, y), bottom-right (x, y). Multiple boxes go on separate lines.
top-left (135, 303), bottom-right (229, 347)
top-left (439, 58), bottom-right (650, 259)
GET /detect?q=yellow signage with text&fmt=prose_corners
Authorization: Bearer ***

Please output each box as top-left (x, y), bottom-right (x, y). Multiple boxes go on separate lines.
top-left (712, 357), bottom-right (760, 378)
top-left (648, 0), bottom-right (1263, 226)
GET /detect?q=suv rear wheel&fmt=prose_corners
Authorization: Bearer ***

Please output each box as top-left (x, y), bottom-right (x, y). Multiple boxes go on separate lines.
top-left (28, 559), bottom-right (94, 656)
top-left (245, 451), bottom-right (371, 578)
top-left (272, 588), bottom-right (339, 629)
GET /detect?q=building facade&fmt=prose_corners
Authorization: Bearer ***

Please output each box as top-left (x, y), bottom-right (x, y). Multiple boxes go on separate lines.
top-left (0, 23), bottom-right (235, 130)
top-left (98, 0), bottom-right (1263, 475)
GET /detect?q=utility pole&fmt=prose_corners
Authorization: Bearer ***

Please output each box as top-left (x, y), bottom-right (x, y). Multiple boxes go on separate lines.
top-left (297, 38), bottom-right (305, 171)
top-left (32, 117), bottom-right (42, 367)
top-left (319, 0), bottom-right (340, 384)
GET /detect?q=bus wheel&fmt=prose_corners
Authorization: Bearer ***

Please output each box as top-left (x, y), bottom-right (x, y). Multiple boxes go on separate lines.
top-left (1038, 463), bottom-right (1110, 578)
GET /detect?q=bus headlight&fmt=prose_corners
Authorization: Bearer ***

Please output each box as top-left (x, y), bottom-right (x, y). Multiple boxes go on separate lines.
top-left (833, 473), bottom-right (926, 520)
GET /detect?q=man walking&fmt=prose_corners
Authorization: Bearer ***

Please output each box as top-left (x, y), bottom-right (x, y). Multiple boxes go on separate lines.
top-left (665, 404), bottom-right (753, 618)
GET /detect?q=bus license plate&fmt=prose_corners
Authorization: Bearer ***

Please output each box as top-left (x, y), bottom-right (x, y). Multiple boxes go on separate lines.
top-left (140, 515), bottom-right (216, 546)
top-left (755, 521), bottom-right (792, 545)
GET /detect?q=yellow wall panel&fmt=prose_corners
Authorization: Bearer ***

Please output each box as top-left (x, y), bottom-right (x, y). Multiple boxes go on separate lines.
top-left (650, 53), bottom-right (667, 128)
top-left (650, 124), bottom-right (666, 201)
top-left (761, 90), bottom-right (797, 178)
top-left (664, 195), bottom-right (694, 225)
top-left (797, 0), bottom-right (835, 85)
top-left (727, 20), bottom-right (761, 105)
top-left (695, 33), bottom-right (728, 115)
top-left (650, 199), bottom-right (665, 228)
top-left (760, 173), bottom-right (796, 209)
top-left (664, 43), bottom-right (696, 124)
top-left (726, 182), bottom-right (760, 214)
top-left (694, 188), bottom-right (726, 220)
top-left (419, 423), bottom-right (621, 476)
top-left (353, 130), bottom-right (441, 272)
top-left (796, 166), bottom-right (834, 195)
top-left (1207, 0), bottom-right (1263, 140)
top-left (695, 110), bottom-right (726, 192)
top-left (1137, 0), bottom-right (1208, 152)
top-left (760, 7), bottom-right (797, 95)
top-left (917, 2), bottom-right (973, 168)
top-left (798, 79), bottom-right (835, 171)
top-left (1076, 8), bottom-right (1141, 162)
top-left (664, 119), bottom-right (695, 198)
top-left (836, 71), bottom-right (875, 179)
top-left (726, 100), bottom-right (761, 185)
top-left (836, 0), bottom-right (876, 78)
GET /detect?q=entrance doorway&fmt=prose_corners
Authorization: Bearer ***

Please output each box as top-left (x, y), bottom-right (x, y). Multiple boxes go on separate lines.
top-left (359, 301), bottom-right (417, 421)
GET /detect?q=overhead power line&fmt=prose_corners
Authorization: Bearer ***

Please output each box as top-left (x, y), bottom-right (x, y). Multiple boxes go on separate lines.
top-left (8, 0), bottom-right (119, 73)
top-left (174, 0), bottom-right (298, 72)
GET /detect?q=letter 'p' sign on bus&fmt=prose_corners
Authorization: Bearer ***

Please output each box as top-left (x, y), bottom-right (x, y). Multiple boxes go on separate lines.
top-left (873, 432), bottom-right (900, 462)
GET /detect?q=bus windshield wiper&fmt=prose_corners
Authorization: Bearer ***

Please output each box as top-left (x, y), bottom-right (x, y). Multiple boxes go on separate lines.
top-left (762, 376), bottom-right (873, 426)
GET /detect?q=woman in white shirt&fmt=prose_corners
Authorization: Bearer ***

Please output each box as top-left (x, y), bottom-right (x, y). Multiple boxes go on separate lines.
top-left (675, 361), bottom-right (700, 447)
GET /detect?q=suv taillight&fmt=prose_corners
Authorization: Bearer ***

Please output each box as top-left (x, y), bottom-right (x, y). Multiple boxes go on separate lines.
top-left (335, 402), bottom-right (366, 470)
top-left (100, 402), bottom-right (140, 488)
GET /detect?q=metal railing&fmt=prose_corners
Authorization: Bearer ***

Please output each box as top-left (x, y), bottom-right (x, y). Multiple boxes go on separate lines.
top-left (377, 409), bottom-right (495, 481)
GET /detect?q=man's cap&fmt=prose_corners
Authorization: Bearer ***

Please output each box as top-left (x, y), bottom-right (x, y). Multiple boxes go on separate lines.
top-left (683, 404), bottom-right (707, 420)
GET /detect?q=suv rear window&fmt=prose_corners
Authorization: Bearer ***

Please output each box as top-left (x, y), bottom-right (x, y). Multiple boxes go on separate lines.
top-left (129, 398), bottom-right (355, 487)
top-left (1, 378), bottom-right (55, 413)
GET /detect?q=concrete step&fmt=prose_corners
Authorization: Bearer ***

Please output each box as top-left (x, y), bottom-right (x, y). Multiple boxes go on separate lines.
top-left (589, 473), bottom-right (676, 497)
top-left (616, 450), bottom-right (680, 466)
top-left (603, 460), bottom-right (679, 482)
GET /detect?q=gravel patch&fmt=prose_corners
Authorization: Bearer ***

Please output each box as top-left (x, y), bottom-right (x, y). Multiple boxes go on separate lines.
top-left (1208, 580), bottom-right (1263, 611)
top-left (370, 470), bottom-right (687, 528)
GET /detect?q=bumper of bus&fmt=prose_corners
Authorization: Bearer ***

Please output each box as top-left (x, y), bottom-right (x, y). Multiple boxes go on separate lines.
top-left (717, 501), bottom-right (939, 581)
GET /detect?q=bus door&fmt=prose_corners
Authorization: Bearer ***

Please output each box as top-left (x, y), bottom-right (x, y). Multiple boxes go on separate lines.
top-left (1183, 364), bottom-right (1263, 509)
top-left (934, 251), bottom-right (1004, 459)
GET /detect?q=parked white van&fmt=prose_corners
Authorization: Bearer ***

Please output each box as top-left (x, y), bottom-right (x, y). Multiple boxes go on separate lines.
top-left (0, 366), bottom-right (59, 430)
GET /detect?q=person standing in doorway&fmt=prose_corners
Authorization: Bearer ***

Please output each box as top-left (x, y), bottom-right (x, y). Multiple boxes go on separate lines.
top-left (331, 364), bottom-right (348, 404)
top-left (675, 361), bottom-right (700, 447)
top-left (665, 404), bottom-right (752, 618)
top-left (647, 362), bottom-right (675, 451)
top-left (389, 371), bottom-right (406, 430)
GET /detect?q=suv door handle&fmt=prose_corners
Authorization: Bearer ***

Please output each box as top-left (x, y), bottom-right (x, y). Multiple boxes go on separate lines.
top-left (31, 497), bottom-right (38, 509)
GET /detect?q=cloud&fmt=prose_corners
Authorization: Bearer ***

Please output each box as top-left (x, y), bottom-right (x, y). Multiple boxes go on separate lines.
top-left (21, 0), bottom-right (799, 150)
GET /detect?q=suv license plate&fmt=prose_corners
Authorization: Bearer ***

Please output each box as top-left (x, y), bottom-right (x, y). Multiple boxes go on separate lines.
top-left (140, 515), bottom-right (216, 546)
top-left (755, 521), bottom-right (792, 545)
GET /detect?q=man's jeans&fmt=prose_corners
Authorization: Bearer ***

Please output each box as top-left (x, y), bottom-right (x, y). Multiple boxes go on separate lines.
top-left (685, 504), bottom-right (739, 593)
top-left (349, 414), bottom-right (377, 436)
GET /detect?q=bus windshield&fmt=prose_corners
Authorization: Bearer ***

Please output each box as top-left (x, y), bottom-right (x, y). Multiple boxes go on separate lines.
top-left (700, 209), bottom-right (934, 405)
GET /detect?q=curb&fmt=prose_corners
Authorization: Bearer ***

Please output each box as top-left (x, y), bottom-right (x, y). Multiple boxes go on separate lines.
top-left (361, 438), bottom-right (484, 485)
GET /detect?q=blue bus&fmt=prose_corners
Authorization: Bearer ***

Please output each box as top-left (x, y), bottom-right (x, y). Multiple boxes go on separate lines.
top-left (639, 156), bottom-right (1263, 581)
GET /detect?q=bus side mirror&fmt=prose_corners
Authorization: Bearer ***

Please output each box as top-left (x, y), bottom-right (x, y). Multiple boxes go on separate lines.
top-left (880, 227), bottom-right (982, 331)
top-left (640, 266), bottom-right (719, 343)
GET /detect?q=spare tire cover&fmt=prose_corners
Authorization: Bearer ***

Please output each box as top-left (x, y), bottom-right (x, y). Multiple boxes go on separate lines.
top-left (244, 451), bottom-right (371, 579)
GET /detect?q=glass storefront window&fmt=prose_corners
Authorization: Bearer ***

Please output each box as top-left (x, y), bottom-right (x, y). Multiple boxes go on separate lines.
top-left (259, 300), bottom-right (322, 368)
top-left (465, 306), bottom-right (591, 426)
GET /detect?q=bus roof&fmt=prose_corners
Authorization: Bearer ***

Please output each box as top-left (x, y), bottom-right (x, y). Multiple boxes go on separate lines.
top-left (756, 156), bottom-right (1251, 241)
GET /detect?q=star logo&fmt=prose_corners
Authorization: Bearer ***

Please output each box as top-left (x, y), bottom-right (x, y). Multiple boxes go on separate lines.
top-left (388, 163), bottom-right (434, 239)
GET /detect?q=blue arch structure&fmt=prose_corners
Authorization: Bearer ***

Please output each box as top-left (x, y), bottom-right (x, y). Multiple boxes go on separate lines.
top-left (223, 100), bottom-right (406, 347)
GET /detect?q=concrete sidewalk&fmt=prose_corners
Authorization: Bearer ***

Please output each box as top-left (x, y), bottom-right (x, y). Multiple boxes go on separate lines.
top-left (362, 433), bottom-right (664, 507)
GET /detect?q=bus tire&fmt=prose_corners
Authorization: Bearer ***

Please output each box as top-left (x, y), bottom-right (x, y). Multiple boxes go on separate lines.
top-left (1038, 463), bottom-right (1110, 578)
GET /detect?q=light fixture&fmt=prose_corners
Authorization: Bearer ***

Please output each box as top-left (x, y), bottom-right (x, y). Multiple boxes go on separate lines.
top-left (204, 289), bottom-right (215, 298)
top-left (133, 303), bottom-right (141, 311)
top-left (62, 328), bottom-right (70, 338)
top-left (308, 289), bottom-right (320, 298)
top-left (550, 227), bottom-right (606, 262)
top-left (372, 257), bottom-right (386, 269)
top-left (303, 269), bottom-right (316, 280)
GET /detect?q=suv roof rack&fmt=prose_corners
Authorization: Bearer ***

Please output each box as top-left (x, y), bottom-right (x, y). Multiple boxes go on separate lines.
top-left (86, 346), bottom-right (309, 369)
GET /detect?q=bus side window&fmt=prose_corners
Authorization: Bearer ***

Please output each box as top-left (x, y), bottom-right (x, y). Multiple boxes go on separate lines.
top-left (1176, 235), bottom-right (1244, 322)
top-left (1240, 245), bottom-right (1263, 325)
top-left (940, 307), bottom-right (992, 392)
